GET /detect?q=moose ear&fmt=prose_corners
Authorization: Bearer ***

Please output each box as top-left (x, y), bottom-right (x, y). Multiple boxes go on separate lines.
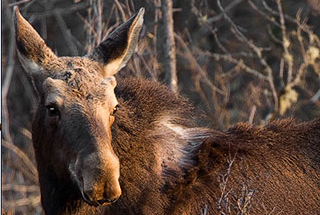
top-left (14, 7), bottom-right (57, 77)
top-left (87, 8), bottom-right (144, 77)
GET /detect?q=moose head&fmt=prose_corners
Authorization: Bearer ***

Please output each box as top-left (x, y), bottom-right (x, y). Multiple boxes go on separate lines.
top-left (14, 6), bottom-right (144, 207)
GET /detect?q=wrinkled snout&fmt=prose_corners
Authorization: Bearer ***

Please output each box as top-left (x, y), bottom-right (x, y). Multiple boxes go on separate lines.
top-left (71, 151), bottom-right (121, 206)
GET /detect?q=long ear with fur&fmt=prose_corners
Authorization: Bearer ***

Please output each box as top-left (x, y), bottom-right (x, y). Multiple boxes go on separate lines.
top-left (14, 7), bottom-right (58, 93)
top-left (14, 7), bottom-right (57, 73)
top-left (87, 8), bottom-right (144, 77)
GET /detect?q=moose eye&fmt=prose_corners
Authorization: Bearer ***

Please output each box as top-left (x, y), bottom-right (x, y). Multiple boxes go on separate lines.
top-left (46, 105), bottom-right (60, 117)
top-left (112, 105), bottom-right (119, 115)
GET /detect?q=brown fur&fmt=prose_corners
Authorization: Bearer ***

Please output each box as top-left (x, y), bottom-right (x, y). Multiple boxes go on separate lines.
top-left (32, 76), bottom-right (320, 215)
top-left (15, 7), bottom-right (320, 215)
top-left (107, 80), bottom-right (320, 215)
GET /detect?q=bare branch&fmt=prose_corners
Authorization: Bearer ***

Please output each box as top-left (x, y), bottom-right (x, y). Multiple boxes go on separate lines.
top-left (262, 0), bottom-right (310, 33)
top-left (276, 0), bottom-right (293, 84)
top-left (2, 6), bottom-right (15, 143)
top-left (191, 0), bottom-right (242, 24)
top-left (24, 3), bottom-right (87, 19)
top-left (115, 0), bottom-right (127, 21)
top-left (2, 140), bottom-right (38, 182)
top-left (175, 34), bottom-right (226, 95)
top-left (249, 105), bottom-right (257, 125)
top-left (3, 196), bottom-right (40, 207)
top-left (7, 0), bottom-right (31, 7)
top-left (93, 0), bottom-right (103, 44)
top-left (203, 51), bottom-right (268, 81)
top-left (158, 0), bottom-right (178, 93)
top-left (311, 88), bottom-right (320, 103)
top-left (2, 184), bottom-right (39, 193)
top-left (54, 12), bottom-right (78, 56)
top-left (248, 0), bottom-right (281, 28)
top-left (217, 0), bottom-right (278, 113)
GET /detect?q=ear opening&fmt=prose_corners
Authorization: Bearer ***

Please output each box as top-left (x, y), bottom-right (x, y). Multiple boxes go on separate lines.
top-left (87, 8), bottom-right (145, 77)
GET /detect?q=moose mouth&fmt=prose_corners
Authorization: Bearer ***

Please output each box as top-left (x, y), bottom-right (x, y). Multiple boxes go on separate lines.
top-left (69, 163), bottom-right (119, 207)
top-left (80, 189), bottom-right (118, 207)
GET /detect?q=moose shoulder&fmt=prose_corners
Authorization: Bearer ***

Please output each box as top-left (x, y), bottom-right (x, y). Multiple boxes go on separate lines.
top-left (15, 6), bottom-right (320, 215)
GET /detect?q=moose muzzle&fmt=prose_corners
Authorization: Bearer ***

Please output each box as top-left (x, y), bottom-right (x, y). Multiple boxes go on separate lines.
top-left (70, 150), bottom-right (121, 206)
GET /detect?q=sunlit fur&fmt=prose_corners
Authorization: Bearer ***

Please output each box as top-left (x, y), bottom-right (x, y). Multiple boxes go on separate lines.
top-left (32, 77), bottom-right (320, 215)
top-left (106, 78), bottom-right (320, 215)
top-left (15, 6), bottom-right (320, 215)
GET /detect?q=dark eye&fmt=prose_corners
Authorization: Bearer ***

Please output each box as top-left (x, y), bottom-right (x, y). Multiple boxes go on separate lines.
top-left (46, 105), bottom-right (60, 117)
top-left (112, 105), bottom-right (119, 115)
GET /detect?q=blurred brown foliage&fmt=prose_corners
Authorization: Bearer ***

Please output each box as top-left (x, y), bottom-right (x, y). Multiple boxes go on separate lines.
top-left (2, 0), bottom-right (320, 214)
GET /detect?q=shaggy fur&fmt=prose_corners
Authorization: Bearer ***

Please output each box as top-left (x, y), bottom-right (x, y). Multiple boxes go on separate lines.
top-left (108, 79), bottom-right (320, 215)
top-left (15, 6), bottom-right (320, 215)
top-left (33, 77), bottom-right (320, 215)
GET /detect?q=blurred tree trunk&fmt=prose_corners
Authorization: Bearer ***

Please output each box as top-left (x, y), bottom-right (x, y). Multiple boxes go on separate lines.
top-left (157, 0), bottom-right (178, 93)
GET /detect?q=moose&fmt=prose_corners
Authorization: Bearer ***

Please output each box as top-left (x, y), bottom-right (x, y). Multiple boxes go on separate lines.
top-left (15, 6), bottom-right (320, 215)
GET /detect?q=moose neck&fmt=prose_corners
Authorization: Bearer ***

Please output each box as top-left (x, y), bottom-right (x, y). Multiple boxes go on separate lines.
top-left (105, 78), bottom-right (209, 214)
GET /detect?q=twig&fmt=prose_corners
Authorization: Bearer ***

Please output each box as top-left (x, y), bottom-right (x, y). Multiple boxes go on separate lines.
top-left (248, 105), bottom-right (257, 125)
top-left (77, 12), bottom-right (97, 53)
top-left (24, 2), bottom-right (87, 19)
top-left (262, 0), bottom-right (310, 33)
top-left (174, 33), bottom-right (226, 95)
top-left (267, 25), bottom-right (282, 45)
top-left (287, 63), bottom-right (307, 89)
top-left (91, 0), bottom-right (103, 44)
top-left (203, 50), bottom-right (268, 81)
top-left (217, 156), bottom-right (236, 214)
top-left (311, 88), bottom-right (320, 103)
top-left (191, 0), bottom-right (242, 24)
top-left (237, 185), bottom-right (255, 214)
top-left (211, 28), bottom-right (230, 55)
top-left (3, 196), bottom-right (40, 207)
top-left (54, 12), bottom-right (78, 56)
top-left (2, 5), bottom-right (15, 143)
top-left (136, 53), bottom-right (157, 81)
top-left (160, 0), bottom-right (178, 93)
top-left (115, 0), bottom-right (127, 21)
top-left (217, 0), bottom-right (278, 112)
top-left (248, 0), bottom-right (281, 28)
top-left (77, 13), bottom-right (97, 40)
top-left (279, 58), bottom-right (284, 87)
top-left (276, 0), bottom-right (293, 84)
top-left (2, 140), bottom-right (38, 182)
top-left (2, 184), bottom-right (39, 193)
top-left (7, 0), bottom-right (31, 7)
